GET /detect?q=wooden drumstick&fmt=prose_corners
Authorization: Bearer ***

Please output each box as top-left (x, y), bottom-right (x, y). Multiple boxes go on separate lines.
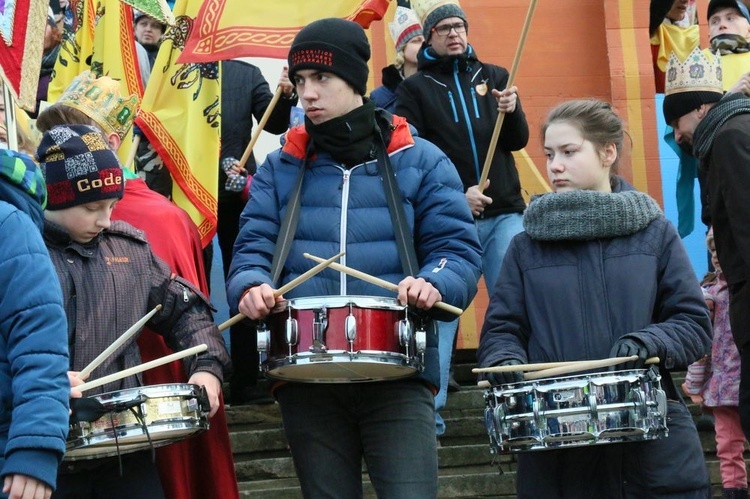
top-left (303, 253), bottom-right (464, 316)
top-left (217, 250), bottom-right (346, 332)
top-left (473, 359), bottom-right (582, 374)
top-left (238, 86), bottom-right (283, 170)
top-left (77, 344), bottom-right (208, 393)
top-left (523, 356), bottom-right (660, 381)
top-left (78, 304), bottom-right (163, 379)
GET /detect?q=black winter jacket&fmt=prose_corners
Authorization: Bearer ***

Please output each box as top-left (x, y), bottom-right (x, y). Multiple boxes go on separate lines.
top-left (395, 45), bottom-right (528, 218)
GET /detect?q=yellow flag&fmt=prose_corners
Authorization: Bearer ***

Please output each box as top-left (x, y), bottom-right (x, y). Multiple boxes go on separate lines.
top-left (48, 0), bottom-right (96, 102)
top-left (134, 0), bottom-right (219, 247)
top-left (178, 0), bottom-right (391, 63)
top-left (90, 0), bottom-right (143, 166)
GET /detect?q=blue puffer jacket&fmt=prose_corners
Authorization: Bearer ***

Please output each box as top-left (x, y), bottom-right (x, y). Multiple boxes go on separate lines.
top-left (227, 113), bottom-right (483, 388)
top-left (0, 198), bottom-right (70, 491)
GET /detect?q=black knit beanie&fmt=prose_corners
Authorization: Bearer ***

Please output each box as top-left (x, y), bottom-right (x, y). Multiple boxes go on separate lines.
top-left (288, 18), bottom-right (370, 96)
top-left (37, 124), bottom-right (124, 210)
top-left (422, 4), bottom-right (467, 41)
top-left (663, 90), bottom-right (723, 124)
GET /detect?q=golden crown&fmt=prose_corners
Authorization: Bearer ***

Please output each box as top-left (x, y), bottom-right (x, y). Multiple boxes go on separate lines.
top-left (57, 71), bottom-right (140, 139)
top-left (665, 47), bottom-right (724, 96)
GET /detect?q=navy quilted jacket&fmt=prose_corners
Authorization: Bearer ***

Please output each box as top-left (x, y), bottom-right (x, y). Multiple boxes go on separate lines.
top-left (226, 113), bottom-right (483, 388)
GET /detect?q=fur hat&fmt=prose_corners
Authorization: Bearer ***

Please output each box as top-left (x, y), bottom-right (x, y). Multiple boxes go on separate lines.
top-left (36, 125), bottom-right (124, 210)
top-left (389, 7), bottom-right (423, 53)
top-left (412, 0), bottom-right (467, 41)
top-left (288, 18), bottom-right (371, 96)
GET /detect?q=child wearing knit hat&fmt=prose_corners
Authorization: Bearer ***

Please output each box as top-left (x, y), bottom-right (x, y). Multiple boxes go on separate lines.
top-left (371, 6), bottom-right (424, 112)
top-left (36, 125), bottom-right (231, 498)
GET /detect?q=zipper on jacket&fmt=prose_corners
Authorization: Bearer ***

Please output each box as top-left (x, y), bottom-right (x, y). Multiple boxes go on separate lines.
top-left (470, 86), bottom-right (480, 119)
top-left (339, 168), bottom-right (352, 295)
top-left (447, 91), bottom-right (459, 122)
top-left (453, 59), bottom-right (481, 181)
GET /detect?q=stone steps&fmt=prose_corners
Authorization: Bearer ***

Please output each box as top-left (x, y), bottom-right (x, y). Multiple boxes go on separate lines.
top-left (226, 362), bottom-right (747, 498)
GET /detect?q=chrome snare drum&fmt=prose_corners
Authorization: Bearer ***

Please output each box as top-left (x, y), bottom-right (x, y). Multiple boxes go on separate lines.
top-left (484, 369), bottom-right (667, 454)
top-left (66, 383), bottom-right (210, 460)
top-left (259, 296), bottom-right (426, 383)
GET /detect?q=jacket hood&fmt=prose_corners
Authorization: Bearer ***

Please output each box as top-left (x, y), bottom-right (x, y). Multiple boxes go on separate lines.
top-left (0, 150), bottom-right (46, 230)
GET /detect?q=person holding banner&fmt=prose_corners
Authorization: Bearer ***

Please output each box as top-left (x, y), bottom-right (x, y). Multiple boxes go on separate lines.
top-left (37, 125), bottom-right (230, 499)
top-left (477, 99), bottom-right (712, 497)
top-left (226, 18), bottom-right (482, 498)
top-left (394, 0), bottom-right (529, 439)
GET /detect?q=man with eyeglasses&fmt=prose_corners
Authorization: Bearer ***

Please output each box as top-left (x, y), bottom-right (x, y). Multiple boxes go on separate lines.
top-left (396, 0), bottom-right (529, 442)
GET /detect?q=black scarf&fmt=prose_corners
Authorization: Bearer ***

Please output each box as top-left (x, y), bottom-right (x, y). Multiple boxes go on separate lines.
top-left (693, 93), bottom-right (750, 160)
top-left (305, 100), bottom-right (378, 168)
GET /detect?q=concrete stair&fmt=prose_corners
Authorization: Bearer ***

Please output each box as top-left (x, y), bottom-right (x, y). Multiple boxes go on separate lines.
top-left (225, 356), bottom-right (747, 498)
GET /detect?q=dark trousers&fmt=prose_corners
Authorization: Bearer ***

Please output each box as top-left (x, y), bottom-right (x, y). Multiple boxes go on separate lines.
top-left (53, 451), bottom-right (164, 499)
top-left (276, 380), bottom-right (438, 499)
top-left (729, 283), bottom-right (750, 439)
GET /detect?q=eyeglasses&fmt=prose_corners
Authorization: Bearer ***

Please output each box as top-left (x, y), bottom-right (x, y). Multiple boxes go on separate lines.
top-left (431, 22), bottom-right (467, 37)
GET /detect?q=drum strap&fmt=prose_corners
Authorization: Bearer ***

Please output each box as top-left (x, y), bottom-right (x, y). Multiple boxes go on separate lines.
top-left (270, 145), bottom-right (310, 284)
top-left (374, 119), bottom-right (419, 276)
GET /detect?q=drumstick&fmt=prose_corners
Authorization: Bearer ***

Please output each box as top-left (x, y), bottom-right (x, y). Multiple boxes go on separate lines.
top-left (238, 86), bottom-right (283, 170)
top-left (217, 251), bottom-right (346, 332)
top-left (473, 359), bottom-right (586, 374)
top-left (78, 304), bottom-right (163, 379)
top-left (303, 253), bottom-right (464, 316)
top-left (76, 344), bottom-right (208, 393)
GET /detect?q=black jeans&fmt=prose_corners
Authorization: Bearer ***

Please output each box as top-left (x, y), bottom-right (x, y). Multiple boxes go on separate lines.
top-left (276, 380), bottom-right (438, 498)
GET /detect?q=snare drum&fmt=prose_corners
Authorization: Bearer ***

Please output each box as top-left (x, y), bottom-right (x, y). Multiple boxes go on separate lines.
top-left (66, 383), bottom-right (210, 460)
top-left (259, 296), bottom-right (425, 382)
top-left (484, 369), bottom-right (668, 454)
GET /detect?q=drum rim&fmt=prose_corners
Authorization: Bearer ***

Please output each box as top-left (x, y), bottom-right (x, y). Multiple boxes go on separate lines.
top-left (271, 295), bottom-right (405, 313)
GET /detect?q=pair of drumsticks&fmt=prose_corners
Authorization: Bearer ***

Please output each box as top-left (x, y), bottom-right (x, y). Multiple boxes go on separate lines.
top-left (77, 251), bottom-right (461, 393)
top-left (473, 356), bottom-right (660, 388)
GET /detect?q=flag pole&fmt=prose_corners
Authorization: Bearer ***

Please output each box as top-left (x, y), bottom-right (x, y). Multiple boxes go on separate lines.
top-left (478, 0), bottom-right (549, 193)
top-left (2, 84), bottom-right (19, 152)
top-left (237, 86), bottom-right (283, 170)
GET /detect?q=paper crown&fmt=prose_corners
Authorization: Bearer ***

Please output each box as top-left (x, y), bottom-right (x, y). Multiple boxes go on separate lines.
top-left (665, 47), bottom-right (723, 96)
top-left (411, 0), bottom-right (462, 25)
top-left (389, 7), bottom-right (422, 52)
top-left (57, 71), bottom-right (139, 140)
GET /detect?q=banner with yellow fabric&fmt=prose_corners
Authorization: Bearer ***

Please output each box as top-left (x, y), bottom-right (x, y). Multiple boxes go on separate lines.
top-left (177, 0), bottom-right (391, 63)
top-left (134, 0), bottom-right (220, 247)
top-left (48, 0), bottom-right (96, 102)
top-left (91, 0), bottom-right (143, 165)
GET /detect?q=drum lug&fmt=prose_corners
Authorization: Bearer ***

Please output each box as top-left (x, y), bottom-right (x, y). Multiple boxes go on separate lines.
top-left (415, 325), bottom-right (426, 354)
top-left (310, 307), bottom-right (328, 353)
top-left (257, 322), bottom-right (271, 353)
top-left (397, 319), bottom-right (412, 347)
top-left (345, 305), bottom-right (357, 347)
top-left (285, 317), bottom-right (299, 358)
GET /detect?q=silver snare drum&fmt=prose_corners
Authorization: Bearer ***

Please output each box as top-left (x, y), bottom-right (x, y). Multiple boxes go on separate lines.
top-left (484, 369), bottom-right (668, 454)
top-left (65, 383), bottom-right (210, 460)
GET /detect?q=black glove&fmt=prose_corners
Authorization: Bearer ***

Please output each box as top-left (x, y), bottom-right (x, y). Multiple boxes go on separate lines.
top-left (609, 337), bottom-right (650, 370)
top-left (485, 359), bottom-right (524, 386)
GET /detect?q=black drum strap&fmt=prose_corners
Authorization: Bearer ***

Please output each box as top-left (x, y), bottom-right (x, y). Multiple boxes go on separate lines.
top-left (374, 121), bottom-right (419, 277)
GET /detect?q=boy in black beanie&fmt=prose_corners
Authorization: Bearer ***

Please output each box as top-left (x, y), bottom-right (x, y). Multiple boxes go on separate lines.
top-left (38, 125), bottom-right (231, 499)
top-left (227, 17), bottom-right (482, 498)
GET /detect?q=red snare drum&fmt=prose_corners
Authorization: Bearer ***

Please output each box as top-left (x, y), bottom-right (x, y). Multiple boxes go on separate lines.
top-left (259, 296), bottom-right (424, 382)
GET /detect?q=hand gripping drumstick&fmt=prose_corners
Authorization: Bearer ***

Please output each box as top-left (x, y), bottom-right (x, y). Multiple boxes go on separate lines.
top-left (78, 304), bottom-right (163, 379)
top-left (76, 344), bottom-right (208, 393)
top-left (476, 356), bottom-right (660, 388)
top-left (303, 253), bottom-right (463, 316)
top-left (217, 250), bottom-right (346, 332)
